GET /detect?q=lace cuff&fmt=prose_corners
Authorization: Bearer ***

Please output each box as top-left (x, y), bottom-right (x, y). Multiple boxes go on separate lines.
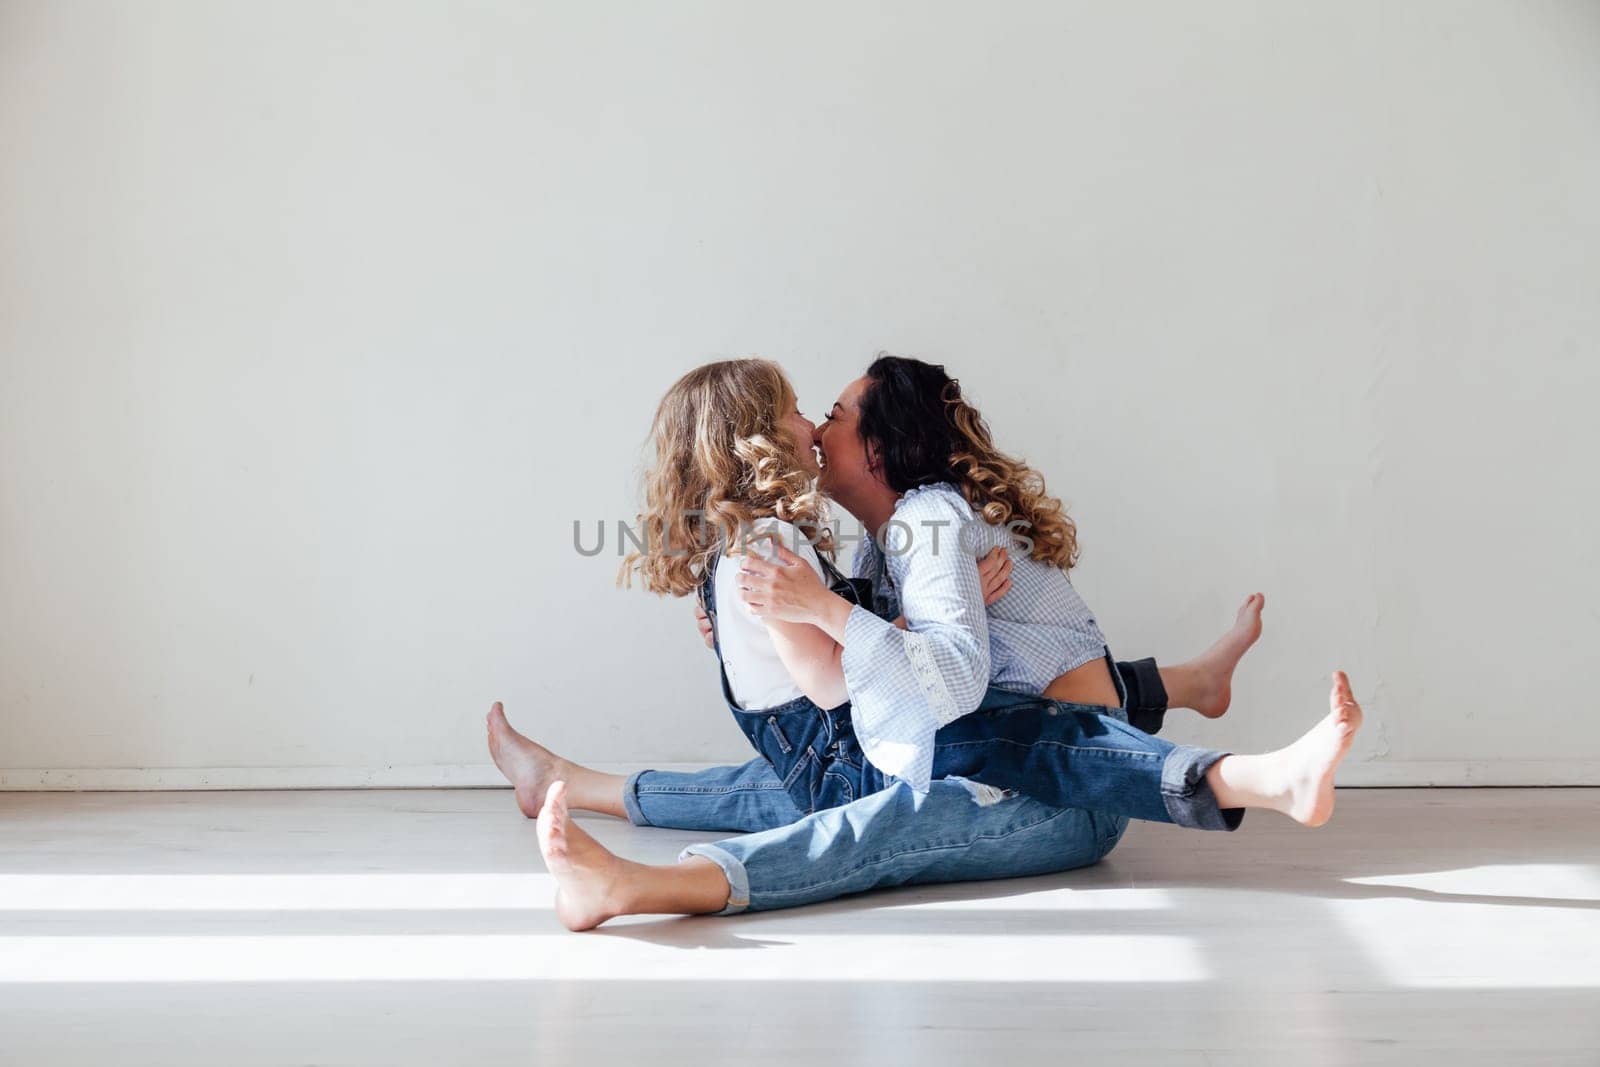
top-left (902, 629), bottom-right (962, 728)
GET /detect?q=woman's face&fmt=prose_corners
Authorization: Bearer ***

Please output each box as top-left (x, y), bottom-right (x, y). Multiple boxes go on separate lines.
top-left (814, 376), bottom-right (874, 499)
top-left (781, 398), bottom-right (822, 478)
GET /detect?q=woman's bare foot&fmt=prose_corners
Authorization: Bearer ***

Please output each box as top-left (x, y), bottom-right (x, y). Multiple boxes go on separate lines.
top-left (1170, 594), bottom-right (1265, 718)
top-left (537, 781), bottom-right (630, 931)
top-left (1279, 670), bottom-right (1363, 826)
top-left (1205, 671), bottom-right (1363, 826)
top-left (486, 702), bottom-right (567, 819)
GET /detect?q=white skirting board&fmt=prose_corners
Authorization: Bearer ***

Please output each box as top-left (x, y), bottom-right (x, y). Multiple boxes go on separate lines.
top-left (1, 761), bottom-right (1597, 791)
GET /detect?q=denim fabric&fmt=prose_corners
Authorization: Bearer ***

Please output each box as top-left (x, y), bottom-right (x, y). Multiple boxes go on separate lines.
top-left (623, 757), bottom-right (801, 833)
top-left (633, 691), bottom-right (1239, 834)
top-left (1160, 745), bottom-right (1242, 831)
top-left (627, 656), bottom-right (1170, 832)
top-left (940, 696), bottom-right (1241, 831)
top-left (747, 682), bottom-right (1241, 833)
top-left (621, 545), bottom-right (865, 834)
top-left (682, 777), bottom-right (1130, 914)
top-left (691, 545), bottom-right (884, 817)
top-left (649, 544), bottom-right (1207, 917)
top-left (723, 695), bottom-right (882, 816)
top-left (1116, 656), bottom-right (1169, 736)
top-left (695, 546), bottom-right (1233, 828)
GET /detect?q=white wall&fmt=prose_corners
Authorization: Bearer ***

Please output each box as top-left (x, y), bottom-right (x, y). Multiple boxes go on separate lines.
top-left (3, 0), bottom-right (1598, 788)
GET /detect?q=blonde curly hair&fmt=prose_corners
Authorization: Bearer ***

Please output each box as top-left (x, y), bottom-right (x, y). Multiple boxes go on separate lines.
top-left (618, 359), bottom-right (833, 597)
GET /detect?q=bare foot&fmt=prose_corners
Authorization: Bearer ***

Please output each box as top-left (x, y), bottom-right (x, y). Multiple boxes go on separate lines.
top-left (1182, 593), bottom-right (1265, 719)
top-left (537, 781), bottom-right (627, 931)
top-left (486, 701), bottom-right (567, 819)
top-left (1276, 671), bottom-right (1363, 827)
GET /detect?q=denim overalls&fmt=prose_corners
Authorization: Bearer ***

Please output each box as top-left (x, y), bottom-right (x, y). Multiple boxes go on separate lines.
top-left (701, 547), bottom-right (890, 814)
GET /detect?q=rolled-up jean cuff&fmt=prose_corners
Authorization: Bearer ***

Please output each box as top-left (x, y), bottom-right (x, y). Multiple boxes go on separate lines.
top-left (678, 842), bottom-right (750, 916)
top-left (1160, 745), bottom-right (1244, 832)
top-left (622, 771), bottom-right (653, 827)
top-left (1121, 656), bottom-right (1168, 736)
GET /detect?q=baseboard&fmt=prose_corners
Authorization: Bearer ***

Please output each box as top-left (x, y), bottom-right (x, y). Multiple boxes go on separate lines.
top-left (1335, 761), bottom-right (1600, 787)
top-left (0, 763), bottom-right (706, 792)
top-left (1, 760), bottom-right (1597, 791)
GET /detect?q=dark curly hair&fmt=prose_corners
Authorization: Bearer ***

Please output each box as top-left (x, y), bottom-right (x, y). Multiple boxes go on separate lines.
top-left (857, 354), bottom-right (1080, 570)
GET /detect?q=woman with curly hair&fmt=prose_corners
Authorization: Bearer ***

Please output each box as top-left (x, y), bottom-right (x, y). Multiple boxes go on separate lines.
top-left (487, 356), bottom-right (1362, 929)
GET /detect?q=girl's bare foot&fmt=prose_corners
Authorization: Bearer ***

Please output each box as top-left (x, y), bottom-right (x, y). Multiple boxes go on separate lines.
top-left (536, 781), bottom-right (627, 931)
top-left (1175, 594), bottom-right (1265, 719)
top-left (486, 702), bottom-right (567, 819)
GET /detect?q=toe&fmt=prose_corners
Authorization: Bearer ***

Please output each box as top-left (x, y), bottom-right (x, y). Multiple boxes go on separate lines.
top-left (1330, 670), bottom-right (1354, 707)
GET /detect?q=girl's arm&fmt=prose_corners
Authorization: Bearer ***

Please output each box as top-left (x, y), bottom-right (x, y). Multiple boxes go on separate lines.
top-left (730, 528), bottom-right (850, 708)
top-left (765, 619), bottom-right (848, 710)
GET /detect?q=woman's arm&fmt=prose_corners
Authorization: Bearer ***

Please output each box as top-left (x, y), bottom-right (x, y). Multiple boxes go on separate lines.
top-left (739, 541), bottom-right (1013, 709)
top-left (888, 546), bottom-right (1011, 629)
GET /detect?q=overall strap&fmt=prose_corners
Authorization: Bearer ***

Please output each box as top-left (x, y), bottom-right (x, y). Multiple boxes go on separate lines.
top-left (817, 550), bottom-right (874, 611)
top-left (697, 546), bottom-right (745, 711)
top-left (698, 547), bottom-right (722, 645)
top-left (815, 550), bottom-right (849, 586)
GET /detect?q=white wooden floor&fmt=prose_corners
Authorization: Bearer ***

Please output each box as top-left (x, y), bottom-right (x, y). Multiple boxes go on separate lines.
top-left (0, 788), bottom-right (1596, 1066)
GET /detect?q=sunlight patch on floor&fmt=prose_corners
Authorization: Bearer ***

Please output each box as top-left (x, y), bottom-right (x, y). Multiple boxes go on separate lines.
top-left (0, 932), bottom-right (1209, 984)
top-left (1327, 863), bottom-right (1600, 989)
top-left (0, 874), bottom-right (553, 911)
top-left (1343, 863), bottom-right (1600, 901)
top-left (880, 887), bottom-right (1176, 911)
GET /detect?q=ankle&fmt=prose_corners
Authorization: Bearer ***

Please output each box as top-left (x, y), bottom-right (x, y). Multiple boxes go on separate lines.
top-left (1208, 753), bottom-right (1289, 814)
top-left (1253, 751), bottom-right (1296, 813)
top-left (1163, 663), bottom-right (1200, 711)
top-left (604, 859), bottom-right (657, 917)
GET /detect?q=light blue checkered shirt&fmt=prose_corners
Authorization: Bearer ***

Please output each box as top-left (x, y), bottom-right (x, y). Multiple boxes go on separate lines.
top-left (839, 483), bottom-right (1111, 791)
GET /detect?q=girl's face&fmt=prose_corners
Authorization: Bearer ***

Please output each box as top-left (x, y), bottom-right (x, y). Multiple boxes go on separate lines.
top-left (781, 400), bottom-right (822, 478)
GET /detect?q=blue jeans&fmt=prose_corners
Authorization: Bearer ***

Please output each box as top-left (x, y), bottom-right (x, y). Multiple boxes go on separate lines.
top-left (624, 758), bottom-right (1128, 914)
top-left (627, 658), bottom-right (1173, 833)
top-left (918, 696), bottom-right (1236, 831)
top-left (629, 702), bottom-right (1236, 835)
top-left (707, 685), bottom-right (1239, 832)
top-left (617, 657), bottom-right (1193, 914)
top-left (677, 777), bottom-right (1128, 914)
top-left (624, 756), bottom-right (805, 833)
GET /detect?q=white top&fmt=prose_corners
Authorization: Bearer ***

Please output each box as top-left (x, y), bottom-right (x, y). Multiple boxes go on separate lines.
top-left (713, 517), bottom-right (828, 710)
